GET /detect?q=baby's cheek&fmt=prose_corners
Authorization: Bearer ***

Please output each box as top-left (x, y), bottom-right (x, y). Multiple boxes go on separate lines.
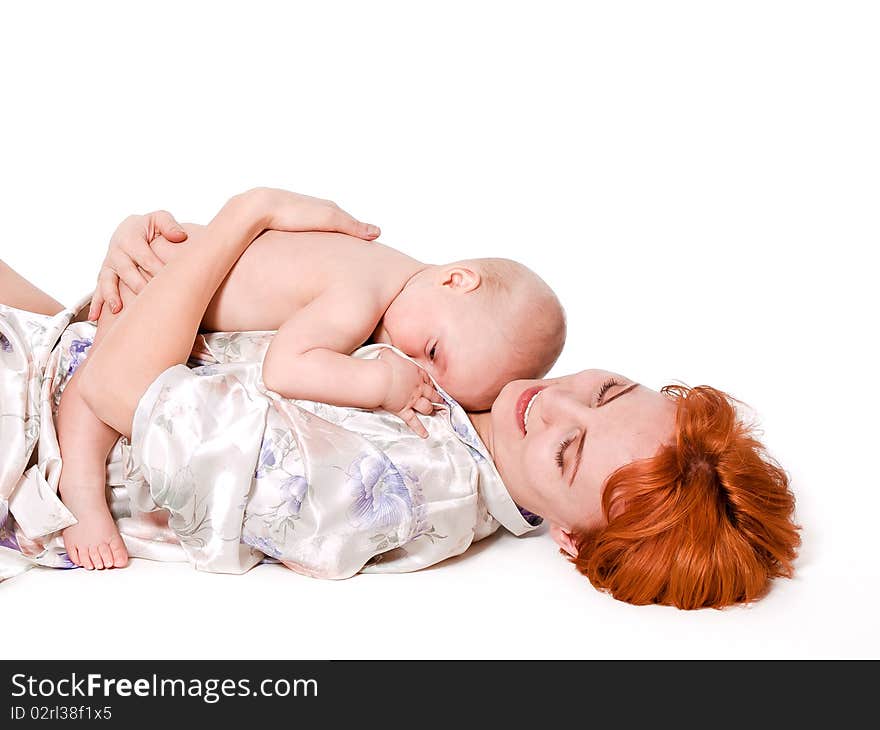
top-left (459, 390), bottom-right (497, 412)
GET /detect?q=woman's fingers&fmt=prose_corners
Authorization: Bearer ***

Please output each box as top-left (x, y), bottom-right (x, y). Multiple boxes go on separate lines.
top-left (87, 290), bottom-right (104, 321)
top-left (150, 210), bottom-right (188, 243)
top-left (131, 240), bottom-right (167, 277)
top-left (318, 202), bottom-right (381, 240)
top-left (328, 210), bottom-right (380, 240)
top-left (96, 267), bottom-right (122, 316)
top-left (352, 220), bottom-right (382, 240)
top-left (257, 188), bottom-right (381, 240)
top-left (112, 258), bottom-right (149, 294)
top-left (88, 210), bottom-right (183, 321)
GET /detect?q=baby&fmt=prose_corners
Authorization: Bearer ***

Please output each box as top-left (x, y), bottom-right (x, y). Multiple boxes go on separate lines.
top-left (57, 223), bottom-right (566, 569)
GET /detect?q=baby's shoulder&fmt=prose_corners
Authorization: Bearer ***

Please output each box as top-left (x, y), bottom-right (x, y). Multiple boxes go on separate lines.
top-left (324, 242), bottom-right (415, 299)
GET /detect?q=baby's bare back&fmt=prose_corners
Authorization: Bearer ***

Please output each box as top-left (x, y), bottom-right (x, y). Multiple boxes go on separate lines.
top-left (150, 225), bottom-right (420, 333)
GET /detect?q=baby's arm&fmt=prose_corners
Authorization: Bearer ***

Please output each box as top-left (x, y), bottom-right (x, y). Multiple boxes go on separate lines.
top-left (262, 289), bottom-right (387, 405)
top-left (262, 291), bottom-right (440, 437)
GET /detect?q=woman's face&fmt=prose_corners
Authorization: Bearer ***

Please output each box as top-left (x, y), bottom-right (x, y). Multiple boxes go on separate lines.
top-left (487, 370), bottom-right (677, 533)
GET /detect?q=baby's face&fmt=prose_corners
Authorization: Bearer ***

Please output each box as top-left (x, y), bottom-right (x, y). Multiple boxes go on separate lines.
top-left (380, 286), bottom-right (533, 411)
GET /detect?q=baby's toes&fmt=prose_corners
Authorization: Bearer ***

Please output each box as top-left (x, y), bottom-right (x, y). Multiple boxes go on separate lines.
top-left (89, 544), bottom-right (105, 570)
top-left (98, 543), bottom-right (114, 569)
top-left (63, 537), bottom-right (80, 567)
top-left (109, 536), bottom-right (129, 568)
top-left (78, 546), bottom-right (95, 570)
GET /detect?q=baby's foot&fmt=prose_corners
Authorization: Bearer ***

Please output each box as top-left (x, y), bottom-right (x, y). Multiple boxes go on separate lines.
top-left (61, 489), bottom-right (128, 570)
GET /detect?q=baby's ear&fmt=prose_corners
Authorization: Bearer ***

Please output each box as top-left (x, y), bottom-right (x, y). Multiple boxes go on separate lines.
top-left (441, 266), bottom-right (481, 293)
top-left (550, 523), bottom-right (578, 558)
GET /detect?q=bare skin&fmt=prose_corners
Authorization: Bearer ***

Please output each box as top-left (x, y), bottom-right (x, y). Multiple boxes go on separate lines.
top-left (2, 245), bottom-right (675, 568)
top-left (56, 310), bottom-right (130, 569)
top-left (58, 205), bottom-right (405, 569)
top-left (72, 191), bottom-right (676, 570)
top-left (0, 259), bottom-right (64, 316)
top-left (169, 224), bottom-right (553, 414)
top-left (467, 370), bottom-right (676, 556)
top-left (57, 201), bottom-right (563, 570)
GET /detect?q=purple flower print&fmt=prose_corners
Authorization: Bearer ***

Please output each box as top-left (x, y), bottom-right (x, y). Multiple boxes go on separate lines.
top-left (242, 533), bottom-right (282, 558)
top-left (347, 452), bottom-right (412, 530)
top-left (254, 438), bottom-right (277, 478)
top-left (0, 514), bottom-right (21, 552)
top-left (452, 420), bottom-right (485, 462)
top-left (0, 500), bottom-right (16, 552)
top-left (0, 333), bottom-right (12, 353)
top-left (193, 364), bottom-right (221, 377)
top-left (57, 552), bottom-right (78, 569)
top-left (280, 475), bottom-right (308, 516)
top-left (66, 338), bottom-right (93, 377)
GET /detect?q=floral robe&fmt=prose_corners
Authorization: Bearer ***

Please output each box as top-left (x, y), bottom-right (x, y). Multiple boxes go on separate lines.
top-left (0, 300), bottom-right (540, 582)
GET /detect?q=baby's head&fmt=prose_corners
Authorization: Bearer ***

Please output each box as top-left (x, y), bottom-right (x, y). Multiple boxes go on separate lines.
top-left (380, 257), bottom-right (566, 411)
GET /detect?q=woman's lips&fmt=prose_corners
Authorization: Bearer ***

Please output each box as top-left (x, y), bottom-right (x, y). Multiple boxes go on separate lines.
top-left (515, 386), bottom-right (546, 436)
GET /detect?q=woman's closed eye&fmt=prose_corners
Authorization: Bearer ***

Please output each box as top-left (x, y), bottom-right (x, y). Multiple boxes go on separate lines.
top-left (592, 377), bottom-right (639, 408)
top-left (592, 377), bottom-right (621, 406)
top-left (555, 433), bottom-right (576, 472)
top-left (555, 430), bottom-right (586, 484)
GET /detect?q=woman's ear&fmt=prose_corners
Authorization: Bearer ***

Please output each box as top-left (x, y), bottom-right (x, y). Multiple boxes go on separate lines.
top-left (441, 266), bottom-right (481, 293)
top-left (550, 523), bottom-right (578, 558)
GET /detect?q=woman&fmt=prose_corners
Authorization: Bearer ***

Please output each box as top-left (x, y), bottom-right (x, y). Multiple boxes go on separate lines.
top-left (0, 189), bottom-right (800, 609)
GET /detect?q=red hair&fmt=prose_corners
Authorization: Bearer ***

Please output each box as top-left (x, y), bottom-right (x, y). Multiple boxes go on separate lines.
top-left (568, 385), bottom-right (800, 610)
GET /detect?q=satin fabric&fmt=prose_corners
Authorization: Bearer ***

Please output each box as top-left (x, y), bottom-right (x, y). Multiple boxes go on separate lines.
top-left (0, 301), bottom-right (539, 582)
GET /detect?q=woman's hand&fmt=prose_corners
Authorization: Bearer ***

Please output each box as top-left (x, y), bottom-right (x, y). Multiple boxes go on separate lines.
top-left (241, 187), bottom-right (381, 240)
top-left (88, 211), bottom-right (188, 321)
top-left (90, 189), bottom-right (380, 322)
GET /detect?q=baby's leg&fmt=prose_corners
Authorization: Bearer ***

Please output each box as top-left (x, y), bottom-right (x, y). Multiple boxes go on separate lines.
top-left (57, 290), bottom-right (135, 570)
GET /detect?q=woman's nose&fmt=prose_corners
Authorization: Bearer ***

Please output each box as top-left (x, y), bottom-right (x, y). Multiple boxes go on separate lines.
top-left (536, 387), bottom-right (592, 427)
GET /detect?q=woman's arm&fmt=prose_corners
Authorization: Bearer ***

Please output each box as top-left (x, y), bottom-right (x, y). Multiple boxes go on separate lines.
top-left (0, 259), bottom-right (64, 315)
top-left (79, 188), bottom-right (380, 438)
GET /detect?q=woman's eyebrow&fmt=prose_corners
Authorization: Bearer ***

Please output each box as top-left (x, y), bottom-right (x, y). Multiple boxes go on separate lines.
top-left (570, 385), bottom-right (639, 485)
top-left (599, 382), bottom-right (639, 408)
top-left (570, 431), bottom-right (586, 487)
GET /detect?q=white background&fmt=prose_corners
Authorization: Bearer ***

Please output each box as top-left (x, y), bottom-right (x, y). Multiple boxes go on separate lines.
top-left (1, 1), bottom-right (877, 658)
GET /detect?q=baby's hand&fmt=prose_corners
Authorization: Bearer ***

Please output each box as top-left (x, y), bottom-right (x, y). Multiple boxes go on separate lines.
top-left (377, 349), bottom-right (441, 438)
